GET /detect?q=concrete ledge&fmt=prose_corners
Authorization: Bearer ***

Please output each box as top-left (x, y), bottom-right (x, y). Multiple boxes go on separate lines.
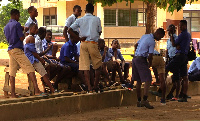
top-left (0, 82), bottom-right (199, 121)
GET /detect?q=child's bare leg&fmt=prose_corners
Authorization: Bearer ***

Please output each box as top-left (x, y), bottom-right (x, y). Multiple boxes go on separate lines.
top-left (84, 70), bottom-right (91, 91)
top-left (10, 76), bottom-right (17, 98)
top-left (94, 67), bottom-right (101, 89)
top-left (42, 74), bottom-right (55, 93)
top-left (28, 72), bottom-right (41, 95)
top-left (123, 63), bottom-right (130, 81)
top-left (136, 81), bottom-right (142, 100)
top-left (116, 62), bottom-right (124, 83)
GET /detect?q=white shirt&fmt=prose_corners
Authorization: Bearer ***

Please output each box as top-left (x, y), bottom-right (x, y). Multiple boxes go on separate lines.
top-left (25, 17), bottom-right (38, 34)
top-left (70, 13), bottom-right (102, 42)
top-left (35, 35), bottom-right (43, 54)
top-left (65, 14), bottom-right (79, 39)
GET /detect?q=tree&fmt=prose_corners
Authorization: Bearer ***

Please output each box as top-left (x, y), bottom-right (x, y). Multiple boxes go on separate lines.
top-left (0, 1), bottom-right (29, 43)
top-left (87, 0), bottom-right (198, 34)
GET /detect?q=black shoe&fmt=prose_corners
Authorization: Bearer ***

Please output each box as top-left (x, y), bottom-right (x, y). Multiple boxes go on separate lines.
top-left (178, 98), bottom-right (187, 102)
top-left (141, 100), bottom-right (154, 109)
top-left (166, 93), bottom-right (174, 100)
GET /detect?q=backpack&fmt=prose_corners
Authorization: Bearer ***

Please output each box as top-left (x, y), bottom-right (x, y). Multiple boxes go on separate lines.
top-left (187, 41), bottom-right (196, 61)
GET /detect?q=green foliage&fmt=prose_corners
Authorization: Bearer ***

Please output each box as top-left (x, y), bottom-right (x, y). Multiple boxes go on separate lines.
top-left (0, 1), bottom-right (29, 43)
top-left (0, 42), bottom-right (8, 49)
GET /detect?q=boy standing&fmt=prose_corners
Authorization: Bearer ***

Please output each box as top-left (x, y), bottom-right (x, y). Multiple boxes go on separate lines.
top-left (4, 9), bottom-right (42, 98)
top-left (133, 28), bottom-right (165, 109)
top-left (68, 3), bottom-right (102, 92)
top-left (25, 6), bottom-right (38, 36)
top-left (63, 5), bottom-right (82, 42)
top-left (24, 23), bottom-right (55, 93)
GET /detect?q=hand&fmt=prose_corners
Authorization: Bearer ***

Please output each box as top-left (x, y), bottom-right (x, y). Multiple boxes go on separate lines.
top-left (47, 43), bottom-right (53, 50)
top-left (176, 45), bottom-right (181, 50)
top-left (104, 46), bottom-right (108, 53)
top-left (80, 37), bottom-right (87, 41)
top-left (21, 26), bottom-right (25, 31)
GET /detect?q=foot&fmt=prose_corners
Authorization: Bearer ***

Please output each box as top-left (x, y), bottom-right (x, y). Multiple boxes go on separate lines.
top-left (178, 98), bottom-right (187, 102)
top-left (170, 97), bottom-right (178, 101)
top-left (137, 101), bottom-right (143, 107)
top-left (166, 93), bottom-right (174, 100)
top-left (160, 99), bottom-right (166, 105)
top-left (141, 100), bottom-right (154, 109)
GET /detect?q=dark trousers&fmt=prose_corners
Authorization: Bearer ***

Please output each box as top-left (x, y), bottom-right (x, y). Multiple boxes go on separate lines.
top-left (188, 71), bottom-right (200, 82)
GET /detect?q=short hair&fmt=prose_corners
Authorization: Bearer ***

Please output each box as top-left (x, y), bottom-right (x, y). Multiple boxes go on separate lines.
top-left (155, 28), bottom-right (165, 35)
top-left (167, 24), bottom-right (175, 30)
top-left (46, 30), bottom-right (52, 34)
top-left (10, 9), bottom-right (20, 16)
top-left (86, 3), bottom-right (94, 13)
top-left (180, 20), bottom-right (187, 26)
top-left (28, 6), bottom-right (35, 13)
top-left (29, 23), bottom-right (37, 30)
top-left (73, 5), bottom-right (81, 12)
top-left (112, 39), bottom-right (118, 44)
top-left (98, 39), bottom-right (104, 43)
top-left (38, 27), bottom-right (46, 36)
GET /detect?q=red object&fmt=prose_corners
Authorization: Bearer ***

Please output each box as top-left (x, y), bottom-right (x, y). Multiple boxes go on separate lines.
top-left (55, 37), bottom-right (65, 39)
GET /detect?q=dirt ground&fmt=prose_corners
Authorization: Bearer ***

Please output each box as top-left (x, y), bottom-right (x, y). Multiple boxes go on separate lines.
top-left (23, 95), bottom-right (200, 121)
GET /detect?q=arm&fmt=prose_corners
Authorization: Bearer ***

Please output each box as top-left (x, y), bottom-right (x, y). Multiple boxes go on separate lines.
top-left (148, 53), bottom-right (153, 67)
top-left (32, 52), bottom-right (45, 65)
top-left (75, 55), bottom-right (79, 62)
top-left (68, 28), bottom-right (86, 41)
top-left (102, 46), bottom-right (108, 61)
top-left (134, 43), bottom-right (138, 52)
top-left (16, 23), bottom-right (25, 41)
top-left (64, 56), bottom-right (78, 64)
top-left (38, 43), bottom-right (53, 56)
top-left (63, 26), bottom-right (69, 42)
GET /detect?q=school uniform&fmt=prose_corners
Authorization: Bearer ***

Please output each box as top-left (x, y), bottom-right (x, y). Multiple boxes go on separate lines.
top-left (60, 40), bottom-right (79, 73)
top-left (132, 34), bottom-right (155, 82)
top-left (107, 48), bottom-right (130, 71)
top-left (167, 34), bottom-right (178, 61)
top-left (42, 38), bottom-right (53, 56)
top-left (99, 49), bottom-right (113, 71)
top-left (188, 57), bottom-right (200, 81)
top-left (25, 17), bottom-right (38, 34)
top-left (152, 50), bottom-right (165, 74)
top-left (65, 14), bottom-right (79, 39)
top-left (166, 30), bottom-right (191, 82)
top-left (4, 19), bottom-right (35, 77)
top-left (24, 35), bottom-right (47, 77)
top-left (70, 13), bottom-right (102, 70)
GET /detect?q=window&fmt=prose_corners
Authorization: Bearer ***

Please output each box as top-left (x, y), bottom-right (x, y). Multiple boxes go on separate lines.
top-left (183, 10), bottom-right (200, 32)
top-left (44, 15), bottom-right (57, 26)
top-left (104, 8), bottom-right (146, 27)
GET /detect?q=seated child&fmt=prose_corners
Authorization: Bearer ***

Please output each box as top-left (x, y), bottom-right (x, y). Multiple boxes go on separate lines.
top-left (24, 23), bottom-right (55, 93)
top-left (98, 39), bottom-right (112, 86)
top-left (60, 31), bottom-right (84, 88)
top-left (107, 39), bottom-right (130, 84)
top-left (42, 30), bottom-right (58, 59)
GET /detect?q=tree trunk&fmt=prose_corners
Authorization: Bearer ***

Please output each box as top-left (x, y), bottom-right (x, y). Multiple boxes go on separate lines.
top-left (145, 1), bottom-right (157, 34)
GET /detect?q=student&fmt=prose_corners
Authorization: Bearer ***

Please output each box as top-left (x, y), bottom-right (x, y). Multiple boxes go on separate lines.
top-left (35, 27), bottom-right (71, 90)
top-left (4, 9), bottom-right (42, 98)
top-left (166, 20), bottom-right (191, 102)
top-left (68, 3), bottom-right (102, 93)
top-left (98, 39), bottom-right (112, 86)
top-left (107, 39), bottom-right (130, 84)
top-left (133, 28), bottom-right (165, 109)
top-left (24, 23), bottom-right (55, 93)
top-left (63, 5), bottom-right (82, 42)
top-left (188, 57), bottom-right (200, 82)
top-left (25, 6), bottom-right (38, 36)
top-left (150, 50), bottom-right (166, 104)
top-left (42, 30), bottom-right (58, 59)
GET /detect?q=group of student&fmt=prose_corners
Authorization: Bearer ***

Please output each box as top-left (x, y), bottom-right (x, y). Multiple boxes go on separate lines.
top-left (4, 3), bottom-right (200, 110)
